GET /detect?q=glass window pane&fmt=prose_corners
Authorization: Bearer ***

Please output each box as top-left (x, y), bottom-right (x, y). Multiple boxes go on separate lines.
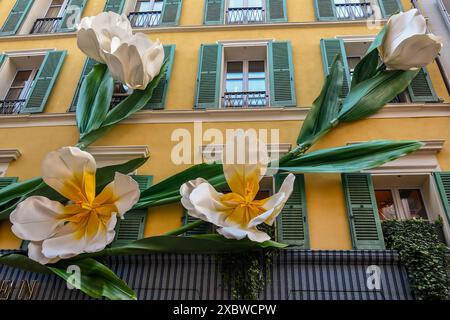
top-left (249, 61), bottom-right (264, 73)
top-left (375, 190), bottom-right (397, 220)
top-left (399, 189), bottom-right (428, 220)
top-left (226, 79), bottom-right (243, 92)
top-left (137, 0), bottom-right (152, 11)
top-left (5, 88), bottom-right (22, 100)
top-left (229, 0), bottom-right (244, 8)
top-left (248, 79), bottom-right (265, 92)
top-left (11, 71), bottom-right (32, 87)
top-left (154, 0), bottom-right (164, 11)
top-left (248, 0), bottom-right (263, 7)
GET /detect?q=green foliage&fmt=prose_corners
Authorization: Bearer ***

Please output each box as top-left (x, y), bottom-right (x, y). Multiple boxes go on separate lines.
top-left (382, 219), bottom-right (450, 300)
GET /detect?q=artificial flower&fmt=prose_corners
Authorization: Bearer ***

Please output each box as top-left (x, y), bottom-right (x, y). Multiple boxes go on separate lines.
top-left (77, 11), bottom-right (165, 89)
top-left (180, 139), bottom-right (295, 243)
top-left (378, 9), bottom-right (442, 70)
top-left (10, 147), bottom-right (140, 264)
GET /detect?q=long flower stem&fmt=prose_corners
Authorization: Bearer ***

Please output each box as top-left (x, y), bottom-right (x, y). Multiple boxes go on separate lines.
top-left (164, 219), bottom-right (205, 236)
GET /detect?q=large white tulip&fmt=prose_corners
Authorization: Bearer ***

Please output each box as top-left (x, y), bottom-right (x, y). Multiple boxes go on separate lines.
top-left (10, 147), bottom-right (140, 264)
top-left (77, 11), bottom-right (164, 89)
top-left (378, 9), bottom-right (442, 70)
top-left (180, 137), bottom-right (295, 243)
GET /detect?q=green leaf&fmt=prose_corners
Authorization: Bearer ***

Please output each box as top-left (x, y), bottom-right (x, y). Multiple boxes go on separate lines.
top-left (0, 253), bottom-right (136, 300)
top-left (76, 63), bottom-right (110, 134)
top-left (77, 61), bottom-right (169, 149)
top-left (297, 55), bottom-right (344, 147)
top-left (278, 140), bottom-right (423, 173)
top-left (74, 235), bottom-right (288, 260)
top-left (339, 69), bottom-right (419, 122)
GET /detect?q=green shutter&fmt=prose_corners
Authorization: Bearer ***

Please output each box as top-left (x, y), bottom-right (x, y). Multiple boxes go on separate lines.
top-left (111, 209), bottom-right (147, 247)
top-left (59, 0), bottom-right (87, 32)
top-left (407, 67), bottom-right (439, 103)
top-left (378, 0), bottom-right (402, 18)
top-left (204, 0), bottom-right (224, 24)
top-left (195, 44), bottom-right (222, 108)
top-left (342, 173), bottom-right (385, 250)
top-left (104, 0), bottom-right (126, 13)
top-left (0, 0), bottom-right (32, 36)
top-left (0, 54), bottom-right (6, 69)
top-left (145, 45), bottom-right (176, 110)
top-left (434, 172), bottom-right (450, 226)
top-left (314, 0), bottom-right (336, 21)
top-left (22, 50), bottom-right (67, 114)
top-left (131, 175), bottom-right (153, 192)
top-left (161, 0), bottom-right (183, 25)
top-left (182, 209), bottom-right (213, 236)
top-left (21, 240), bottom-right (29, 251)
top-left (320, 39), bottom-right (351, 99)
top-left (269, 41), bottom-right (296, 107)
top-left (69, 58), bottom-right (97, 112)
top-left (0, 177), bottom-right (18, 189)
top-left (275, 174), bottom-right (309, 248)
top-left (266, 0), bottom-right (287, 22)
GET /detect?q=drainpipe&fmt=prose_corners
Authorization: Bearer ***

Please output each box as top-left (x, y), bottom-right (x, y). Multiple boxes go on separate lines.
top-left (411, 0), bottom-right (450, 96)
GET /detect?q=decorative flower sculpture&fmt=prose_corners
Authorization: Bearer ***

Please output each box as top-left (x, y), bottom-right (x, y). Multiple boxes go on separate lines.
top-left (77, 11), bottom-right (165, 89)
top-left (10, 147), bottom-right (140, 264)
top-left (378, 9), bottom-right (442, 70)
top-left (180, 139), bottom-right (295, 243)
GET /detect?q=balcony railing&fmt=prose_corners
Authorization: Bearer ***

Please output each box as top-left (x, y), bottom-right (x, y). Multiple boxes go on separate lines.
top-left (30, 17), bottom-right (62, 34)
top-left (128, 11), bottom-right (162, 28)
top-left (223, 91), bottom-right (268, 108)
top-left (226, 7), bottom-right (265, 24)
top-left (335, 3), bottom-right (373, 20)
top-left (0, 100), bottom-right (25, 115)
top-left (110, 95), bottom-right (128, 109)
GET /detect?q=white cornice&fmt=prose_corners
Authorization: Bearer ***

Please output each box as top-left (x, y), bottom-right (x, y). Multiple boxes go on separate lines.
top-left (0, 20), bottom-right (387, 42)
top-left (0, 104), bottom-right (449, 128)
top-left (0, 149), bottom-right (21, 163)
top-left (86, 145), bottom-right (149, 161)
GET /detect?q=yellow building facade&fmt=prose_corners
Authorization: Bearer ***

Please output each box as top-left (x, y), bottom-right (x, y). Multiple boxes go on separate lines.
top-left (0, 0), bottom-right (449, 256)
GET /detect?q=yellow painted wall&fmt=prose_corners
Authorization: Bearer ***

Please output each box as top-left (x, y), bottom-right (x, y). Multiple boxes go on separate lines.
top-left (0, 0), bottom-right (448, 251)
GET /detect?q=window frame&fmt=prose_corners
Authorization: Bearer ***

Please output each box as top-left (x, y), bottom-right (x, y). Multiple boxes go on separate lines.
top-left (44, 0), bottom-right (70, 18)
top-left (134, 0), bottom-right (164, 12)
top-left (4, 69), bottom-right (38, 101)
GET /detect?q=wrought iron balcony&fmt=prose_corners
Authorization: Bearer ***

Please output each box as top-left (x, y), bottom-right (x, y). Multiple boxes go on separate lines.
top-left (223, 91), bottom-right (268, 108)
top-left (110, 95), bottom-right (128, 109)
top-left (30, 17), bottom-right (62, 34)
top-left (0, 99), bottom-right (25, 115)
top-left (335, 2), bottom-right (373, 20)
top-left (128, 11), bottom-right (162, 28)
top-left (226, 7), bottom-right (265, 24)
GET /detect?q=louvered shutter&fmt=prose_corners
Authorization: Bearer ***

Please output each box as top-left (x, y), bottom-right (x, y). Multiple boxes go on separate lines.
top-left (161, 0), bottom-right (183, 25)
top-left (342, 173), bottom-right (385, 250)
top-left (69, 58), bottom-right (97, 112)
top-left (182, 209), bottom-right (213, 236)
top-left (145, 45), bottom-right (176, 109)
top-left (320, 39), bottom-right (351, 99)
top-left (268, 41), bottom-right (296, 107)
top-left (275, 174), bottom-right (309, 248)
top-left (59, 0), bottom-right (87, 32)
top-left (434, 172), bottom-right (450, 226)
top-left (0, 0), bottom-right (33, 36)
top-left (407, 67), bottom-right (439, 103)
top-left (131, 175), bottom-right (153, 192)
top-left (204, 0), bottom-right (224, 24)
top-left (111, 175), bottom-right (152, 247)
top-left (111, 210), bottom-right (148, 247)
top-left (22, 50), bottom-right (67, 114)
top-left (0, 177), bottom-right (18, 189)
top-left (194, 44), bottom-right (222, 108)
top-left (314, 0), bottom-right (336, 20)
top-left (104, 0), bottom-right (126, 13)
top-left (266, 0), bottom-right (287, 22)
top-left (378, 0), bottom-right (402, 18)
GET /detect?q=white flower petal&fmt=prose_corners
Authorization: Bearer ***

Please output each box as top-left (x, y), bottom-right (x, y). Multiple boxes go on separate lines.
top-left (262, 173), bottom-right (296, 226)
top-left (28, 241), bottom-right (60, 265)
top-left (10, 196), bottom-right (65, 242)
top-left (246, 228), bottom-right (271, 243)
top-left (217, 227), bottom-right (248, 240)
top-left (248, 208), bottom-right (275, 229)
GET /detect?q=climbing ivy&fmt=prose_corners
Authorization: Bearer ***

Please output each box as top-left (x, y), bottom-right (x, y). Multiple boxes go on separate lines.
top-left (382, 219), bottom-right (450, 300)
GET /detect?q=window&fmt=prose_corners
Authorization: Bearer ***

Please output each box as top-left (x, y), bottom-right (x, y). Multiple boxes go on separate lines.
top-left (0, 55), bottom-right (45, 115)
top-left (334, 0), bottom-right (373, 20)
top-left (129, 0), bottom-right (164, 27)
top-left (45, 0), bottom-right (68, 18)
top-left (222, 45), bottom-right (269, 108)
top-left (226, 0), bottom-right (265, 24)
top-left (110, 82), bottom-right (133, 109)
top-left (30, 0), bottom-right (69, 34)
top-left (373, 174), bottom-right (446, 223)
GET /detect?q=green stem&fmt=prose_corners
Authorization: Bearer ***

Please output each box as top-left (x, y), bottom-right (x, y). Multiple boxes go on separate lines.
top-left (164, 219), bottom-right (205, 236)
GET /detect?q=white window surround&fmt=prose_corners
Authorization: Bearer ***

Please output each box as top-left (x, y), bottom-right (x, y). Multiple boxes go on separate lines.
top-left (349, 140), bottom-right (445, 173)
top-left (85, 145), bottom-right (149, 168)
top-left (0, 149), bottom-right (21, 177)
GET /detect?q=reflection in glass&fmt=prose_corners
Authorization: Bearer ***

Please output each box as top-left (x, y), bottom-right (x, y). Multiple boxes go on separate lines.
top-left (399, 189), bottom-right (428, 220)
top-left (375, 190), bottom-right (398, 220)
